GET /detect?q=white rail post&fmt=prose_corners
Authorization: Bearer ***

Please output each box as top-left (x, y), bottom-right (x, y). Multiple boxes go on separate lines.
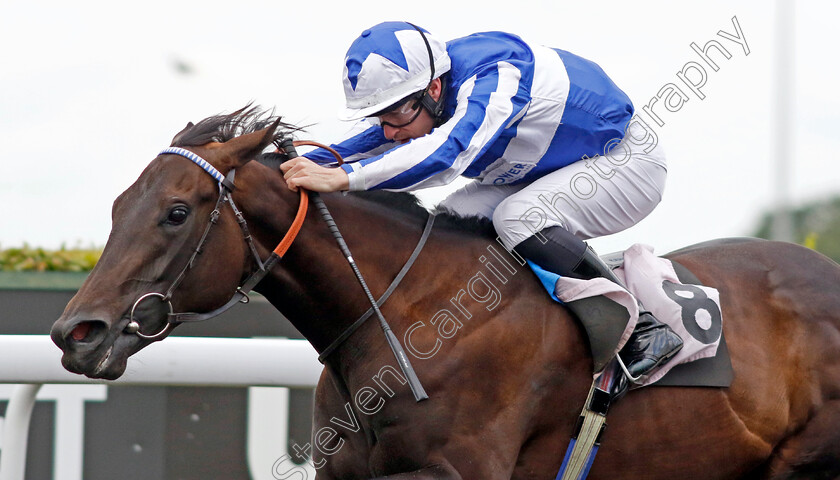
top-left (0, 384), bottom-right (42, 480)
top-left (0, 335), bottom-right (323, 480)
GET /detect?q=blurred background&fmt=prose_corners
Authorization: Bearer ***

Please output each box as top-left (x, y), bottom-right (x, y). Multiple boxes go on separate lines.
top-left (1, 0), bottom-right (838, 259)
top-left (1, 2), bottom-right (838, 478)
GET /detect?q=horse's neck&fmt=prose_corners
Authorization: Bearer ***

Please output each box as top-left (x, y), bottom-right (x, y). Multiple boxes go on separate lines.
top-left (234, 167), bottom-right (426, 351)
top-left (233, 165), bottom-right (571, 407)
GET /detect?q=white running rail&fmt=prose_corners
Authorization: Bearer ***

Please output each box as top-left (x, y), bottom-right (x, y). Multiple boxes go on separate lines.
top-left (0, 335), bottom-right (322, 480)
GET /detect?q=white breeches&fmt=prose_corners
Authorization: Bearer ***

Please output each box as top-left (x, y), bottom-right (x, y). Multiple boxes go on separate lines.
top-left (438, 121), bottom-right (667, 249)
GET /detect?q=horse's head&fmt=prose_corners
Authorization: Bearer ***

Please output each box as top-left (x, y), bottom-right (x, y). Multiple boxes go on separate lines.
top-left (51, 108), bottom-right (287, 379)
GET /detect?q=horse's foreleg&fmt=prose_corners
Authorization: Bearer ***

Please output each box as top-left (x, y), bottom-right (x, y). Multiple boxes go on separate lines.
top-left (370, 463), bottom-right (462, 480)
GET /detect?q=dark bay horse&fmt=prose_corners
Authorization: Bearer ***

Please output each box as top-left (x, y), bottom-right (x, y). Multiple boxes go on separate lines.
top-left (51, 109), bottom-right (840, 479)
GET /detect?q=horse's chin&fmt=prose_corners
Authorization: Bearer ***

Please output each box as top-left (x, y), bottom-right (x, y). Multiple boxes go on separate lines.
top-left (60, 334), bottom-right (138, 380)
top-left (88, 363), bottom-right (128, 380)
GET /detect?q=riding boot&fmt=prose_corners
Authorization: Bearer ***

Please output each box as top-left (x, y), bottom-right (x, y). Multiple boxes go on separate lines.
top-left (515, 226), bottom-right (683, 382)
top-left (572, 245), bottom-right (683, 380)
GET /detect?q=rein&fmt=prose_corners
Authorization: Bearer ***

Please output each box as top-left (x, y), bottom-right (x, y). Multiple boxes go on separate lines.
top-left (126, 140), bottom-right (430, 402)
top-left (318, 213), bottom-right (434, 362)
top-left (279, 139), bottom-right (428, 401)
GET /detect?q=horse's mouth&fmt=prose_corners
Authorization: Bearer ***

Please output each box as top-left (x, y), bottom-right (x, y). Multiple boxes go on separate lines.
top-left (91, 345), bottom-right (114, 377)
top-left (54, 304), bottom-right (168, 380)
top-left (59, 330), bottom-right (136, 380)
top-left (75, 343), bottom-right (130, 380)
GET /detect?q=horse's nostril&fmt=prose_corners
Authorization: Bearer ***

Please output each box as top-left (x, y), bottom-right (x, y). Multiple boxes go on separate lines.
top-left (64, 320), bottom-right (108, 346)
top-left (71, 322), bottom-right (92, 341)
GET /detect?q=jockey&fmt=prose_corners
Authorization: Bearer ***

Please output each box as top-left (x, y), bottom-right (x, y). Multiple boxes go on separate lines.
top-left (281, 21), bottom-right (682, 382)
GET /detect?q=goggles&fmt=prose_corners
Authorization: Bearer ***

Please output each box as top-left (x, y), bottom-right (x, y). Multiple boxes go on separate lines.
top-left (368, 93), bottom-right (425, 128)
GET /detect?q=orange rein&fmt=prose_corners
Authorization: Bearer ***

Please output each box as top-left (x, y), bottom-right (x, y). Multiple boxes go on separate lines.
top-left (273, 188), bottom-right (308, 257)
top-left (271, 140), bottom-right (344, 258)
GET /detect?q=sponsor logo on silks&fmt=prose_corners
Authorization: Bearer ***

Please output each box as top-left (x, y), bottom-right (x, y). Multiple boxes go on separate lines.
top-left (488, 163), bottom-right (535, 185)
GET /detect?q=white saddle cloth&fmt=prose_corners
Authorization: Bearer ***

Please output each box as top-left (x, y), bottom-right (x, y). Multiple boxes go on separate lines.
top-left (553, 244), bottom-right (724, 386)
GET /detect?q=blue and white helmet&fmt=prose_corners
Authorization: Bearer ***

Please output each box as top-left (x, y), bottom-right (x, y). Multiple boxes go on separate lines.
top-left (340, 22), bottom-right (451, 121)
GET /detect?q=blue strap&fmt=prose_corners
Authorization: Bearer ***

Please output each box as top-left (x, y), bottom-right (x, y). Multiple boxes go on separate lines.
top-left (159, 147), bottom-right (226, 185)
top-left (555, 440), bottom-right (577, 480)
top-left (555, 441), bottom-right (601, 480)
top-left (526, 260), bottom-right (562, 302)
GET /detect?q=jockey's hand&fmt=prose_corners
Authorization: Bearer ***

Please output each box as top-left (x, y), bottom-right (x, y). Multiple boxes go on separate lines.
top-left (280, 157), bottom-right (349, 193)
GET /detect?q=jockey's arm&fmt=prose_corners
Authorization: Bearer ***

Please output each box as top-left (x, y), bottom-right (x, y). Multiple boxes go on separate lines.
top-left (291, 62), bottom-right (529, 193)
top-left (339, 62), bottom-right (530, 192)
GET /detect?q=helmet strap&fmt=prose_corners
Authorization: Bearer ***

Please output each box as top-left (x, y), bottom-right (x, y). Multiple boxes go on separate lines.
top-left (420, 76), bottom-right (448, 126)
top-left (406, 22), bottom-right (447, 126)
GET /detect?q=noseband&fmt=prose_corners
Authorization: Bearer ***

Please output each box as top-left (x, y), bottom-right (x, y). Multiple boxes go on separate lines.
top-left (124, 146), bottom-right (308, 339)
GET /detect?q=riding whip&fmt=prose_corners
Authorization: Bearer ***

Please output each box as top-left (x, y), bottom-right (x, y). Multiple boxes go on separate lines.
top-left (279, 138), bottom-right (428, 402)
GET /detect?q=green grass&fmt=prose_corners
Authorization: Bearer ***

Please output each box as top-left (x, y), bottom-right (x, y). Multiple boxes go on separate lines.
top-left (0, 245), bottom-right (102, 272)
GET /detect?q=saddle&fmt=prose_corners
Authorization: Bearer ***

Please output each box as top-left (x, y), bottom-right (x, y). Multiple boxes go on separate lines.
top-left (530, 243), bottom-right (733, 389)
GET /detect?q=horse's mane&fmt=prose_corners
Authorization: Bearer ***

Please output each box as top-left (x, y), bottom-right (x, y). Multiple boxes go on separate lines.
top-left (349, 190), bottom-right (498, 239)
top-left (174, 105), bottom-right (297, 148)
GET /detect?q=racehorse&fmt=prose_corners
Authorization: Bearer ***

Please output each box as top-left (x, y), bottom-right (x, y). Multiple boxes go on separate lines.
top-left (51, 108), bottom-right (840, 479)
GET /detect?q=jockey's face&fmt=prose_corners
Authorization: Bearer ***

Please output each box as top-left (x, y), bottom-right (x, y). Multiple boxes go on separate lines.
top-left (376, 78), bottom-right (442, 144)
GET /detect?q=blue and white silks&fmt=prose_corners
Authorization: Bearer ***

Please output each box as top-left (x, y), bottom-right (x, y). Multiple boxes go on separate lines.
top-left (306, 32), bottom-right (634, 192)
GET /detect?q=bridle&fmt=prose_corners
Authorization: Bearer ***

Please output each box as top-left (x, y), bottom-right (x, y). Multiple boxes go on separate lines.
top-left (124, 145), bottom-right (308, 340)
top-left (123, 139), bottom-right (430, 401)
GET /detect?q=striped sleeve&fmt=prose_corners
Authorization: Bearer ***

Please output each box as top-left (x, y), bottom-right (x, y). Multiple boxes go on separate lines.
top-left (340, 61), bottom-right (531, 192)
top-left (303, 120), bottom-right (398, 166)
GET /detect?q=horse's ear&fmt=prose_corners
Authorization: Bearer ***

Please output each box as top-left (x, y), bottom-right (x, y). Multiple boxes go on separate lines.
top-left (170, 122), bottom-right (195, 146)
top-left (218, 119), bottom-right (282, 169)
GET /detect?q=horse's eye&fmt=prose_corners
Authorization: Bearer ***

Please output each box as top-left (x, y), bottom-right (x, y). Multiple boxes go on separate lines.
top-left (166, 206), bottom-right (190, 225)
